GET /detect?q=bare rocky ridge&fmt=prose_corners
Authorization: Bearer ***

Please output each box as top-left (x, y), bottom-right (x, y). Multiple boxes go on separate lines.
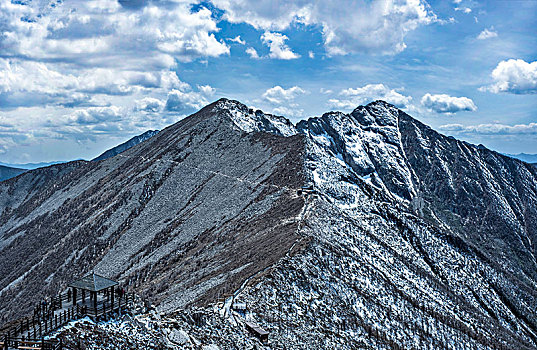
top-left (1, 99), bottom-right (537, 349)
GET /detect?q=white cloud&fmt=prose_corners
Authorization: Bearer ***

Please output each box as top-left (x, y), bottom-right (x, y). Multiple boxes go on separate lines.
top-left (245, 47), bottom-right (260, 59)
top-left (260, 32), bottom-right (300, 60)
top-left (210, 0), bottom-right (436, 55)
top-left (308, 51), bottom-right (315, 59)
top-left (455, 7), bottom-right (472, 13)
top-left (272, 105), bottom-right (304, 118)
top-left (0, 0), bottom-right (232, 157)
top-left (477, 27), bottom-right (497, 40)
top-left (0, 58), bottom-right (187, 106)
top-left (228, 35), bottom-right (246, 45)
top-left (481, 59), bottom-right (537, 94)
top-left (0, 0), bottom-right (229, 111)
top-left (165, 89), bottom-right (208, 113)
top-left (198, 85), bottom-right (216, 96)
top-left (69, 106), bottom-right (123, 125)
top-left (262, 86), bottom-right (306, 104)
top-left (439, 122), bottom-right (537, 135)
top-left (1, 1), bottom-right (229, 67)
top-left (328, 84), bottom-right (412, 109)
top-left (134, 97), bottom-right (165, 113)
top-left (421, 93), bottom-right (477, 113)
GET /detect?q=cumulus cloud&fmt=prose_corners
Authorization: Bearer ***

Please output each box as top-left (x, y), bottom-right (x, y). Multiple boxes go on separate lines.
top-left (439, 122), bottom-right (537, 135)
top-left (455, 7), bottom-right (472, 13)
top-left (0, 0), bottom-right (231, 157)
top-left (165, 89), bottom-right (209, 113)
top-left (198, 85), bottom-right (216, 96)
top-left (210, 0), bottom-right (436, 55)
top-left (481, 59), bottom-right (537, 94)
top-left (0, 0), bottom-right (228, 111)
top-left (228, 35), bottom-right (246, 45)
top-left (262, 86), bottom-right (306, 104)
top-left (1, 1), bottom-right (229, 66)
top-left (272, 105), bottom-right (304, 118)
top-left (328, 84), bottom-right (412, 109)
top-left (260, 86), bottom-right (306, 118)
top-left (134, 97), bottom-right (165, 113)
top-left (0, 58), bottom-right (187, 108)
top-left (245, 47), bottom-right (260, 59)
top-left (477, 27), bottom-right (497, 40)
top-left (69, 106), bottom-right (123, 125)
top-left (421, 93), bottom-right (477, 113)
top-left (261, 32), bottom-right (300, 60)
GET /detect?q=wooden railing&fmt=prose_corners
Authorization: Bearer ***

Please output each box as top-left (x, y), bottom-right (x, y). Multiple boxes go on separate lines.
top-left (0, 335), bottom-right (61, 350)
top-left (0, 293), bottom-right (134, 346)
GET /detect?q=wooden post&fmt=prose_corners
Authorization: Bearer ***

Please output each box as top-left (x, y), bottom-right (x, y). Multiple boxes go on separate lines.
top-left (72, 288), bottom-right (77, 306)
top-left (110, 286), bottom-right (114, 308)
top-left (93, 291), bottom-right (97, 317)
top-left (58, 293), bottom-right (62, 309)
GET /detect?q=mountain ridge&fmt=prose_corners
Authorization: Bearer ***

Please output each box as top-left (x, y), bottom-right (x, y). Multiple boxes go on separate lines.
top-left (1, 98), bottom-right (537, 349)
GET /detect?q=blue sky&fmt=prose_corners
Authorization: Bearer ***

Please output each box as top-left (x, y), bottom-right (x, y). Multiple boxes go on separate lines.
top-left (0, 0), bottom-right (536, 163)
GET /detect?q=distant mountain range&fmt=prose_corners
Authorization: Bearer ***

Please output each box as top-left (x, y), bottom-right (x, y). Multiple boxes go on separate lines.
top-left (0, 130), bottom-right (160, 182)
top-left (506, 153), bottom-right (537, 163)
top-left (0, 160), bottom-right (68, 170)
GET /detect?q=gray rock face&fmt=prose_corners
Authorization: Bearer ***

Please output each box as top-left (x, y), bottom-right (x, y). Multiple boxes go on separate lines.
top-left (1, 99), bottom-right (537, 349)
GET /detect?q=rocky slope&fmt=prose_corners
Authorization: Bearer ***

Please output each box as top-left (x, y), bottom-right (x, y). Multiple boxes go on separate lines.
top-left (1, 99), bottom-right (537, 349)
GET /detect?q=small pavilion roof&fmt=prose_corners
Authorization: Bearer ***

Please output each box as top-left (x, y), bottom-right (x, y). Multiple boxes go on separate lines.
top-left (68, 272), bottom-right (118, 292)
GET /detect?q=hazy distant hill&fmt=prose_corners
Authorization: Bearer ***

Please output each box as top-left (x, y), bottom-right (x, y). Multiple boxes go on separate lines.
top-left (0, 165), bottom-right (25, 182)
top-left (507, 153), bottom-right (537, 163)
top-left (0, 161), bottom-right (68, 170)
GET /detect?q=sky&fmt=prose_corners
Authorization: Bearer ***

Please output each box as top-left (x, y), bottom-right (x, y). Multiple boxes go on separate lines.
top-left (0, 0), bottom-right (536, 164)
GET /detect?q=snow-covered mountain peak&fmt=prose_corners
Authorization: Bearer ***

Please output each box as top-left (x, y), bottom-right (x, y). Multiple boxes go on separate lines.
top-left (211, 98), bottom-right (297, 137)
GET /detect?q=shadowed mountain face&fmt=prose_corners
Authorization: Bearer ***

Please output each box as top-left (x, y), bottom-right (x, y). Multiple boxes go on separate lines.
top-left (0, 165), bottom-right (26, 182)
top-left (1, 99), bottom-right (537, 349)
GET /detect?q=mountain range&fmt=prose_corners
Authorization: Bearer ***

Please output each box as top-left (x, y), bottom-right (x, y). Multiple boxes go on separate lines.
top-left (1, 99), bottom-right (536, 349)
top-left (0, 131), bottom-right (160, 183)
top-left (507, 153), bottom-right (537, 164)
